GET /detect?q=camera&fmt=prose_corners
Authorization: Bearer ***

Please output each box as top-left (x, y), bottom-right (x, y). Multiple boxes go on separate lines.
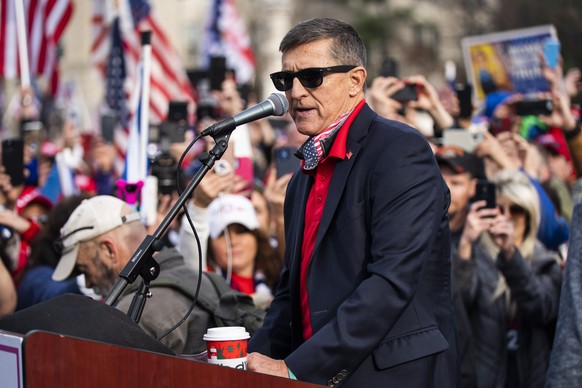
top-left (160, 101), bottom-right (188, 143)
top-left (150, 151), bottom-right (177, 195)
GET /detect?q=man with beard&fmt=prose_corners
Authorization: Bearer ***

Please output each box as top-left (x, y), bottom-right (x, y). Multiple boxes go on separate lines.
top-left (52, 195), bottom-right (219, 354)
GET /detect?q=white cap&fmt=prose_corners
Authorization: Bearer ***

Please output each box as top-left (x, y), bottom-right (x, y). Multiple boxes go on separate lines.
top-left (207, 194), bottom-right (259, 239)
top-left (52, 196), bottom-right (141, 281)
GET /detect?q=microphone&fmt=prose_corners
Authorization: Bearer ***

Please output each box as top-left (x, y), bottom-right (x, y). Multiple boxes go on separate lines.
top-left (201, 93), bottom-right (288, 137)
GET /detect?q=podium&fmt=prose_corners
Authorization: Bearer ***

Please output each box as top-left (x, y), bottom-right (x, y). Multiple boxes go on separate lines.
top-left (1, 329), bottom-right (321, 387)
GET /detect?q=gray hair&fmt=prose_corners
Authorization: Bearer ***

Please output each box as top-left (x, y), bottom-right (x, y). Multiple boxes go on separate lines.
top-left (280, 18), bottom-right (367, 68)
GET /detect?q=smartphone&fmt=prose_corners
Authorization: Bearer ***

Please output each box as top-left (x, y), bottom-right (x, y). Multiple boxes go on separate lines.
top-left (274, 146), bottom-right (300, 178)
top-left (1, 139), bottom-right (25, 186)
top-left (473, 180), bottom-right (496, 210)
top-left (163, 101), bottom-right (189, 143)
top-left (167, 101), bottom-right (188, 123)
top-left (442, 128), bottom-right (482, 152)
top-left (379, 57), bottom-right (399, 78)
top-left (455, 83), bottom-right (473, 119)
top-left (100, 113), bottom-right (117, 143)
top-left (514, 99), bottom-right (553, 116)
top-left (20, 119), bottom-right (42, 157)
top-left (543, 38), bottom-right (560, 69)
top-left (392, 83), bottom-right (419, 103)
top-left (209, 55), bottom-right (227, 91)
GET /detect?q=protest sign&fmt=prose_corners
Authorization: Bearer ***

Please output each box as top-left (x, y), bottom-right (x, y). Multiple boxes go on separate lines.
top-left (462, 25), bottom-right (558, 102)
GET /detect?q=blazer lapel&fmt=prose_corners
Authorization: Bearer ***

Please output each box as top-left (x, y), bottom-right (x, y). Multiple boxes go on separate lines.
top-left (313, 104), bottom-right (375, 254)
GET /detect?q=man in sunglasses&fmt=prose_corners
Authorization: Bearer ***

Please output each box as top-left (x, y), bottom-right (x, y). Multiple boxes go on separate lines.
top-left (247, 17), bottom-right (460, 387)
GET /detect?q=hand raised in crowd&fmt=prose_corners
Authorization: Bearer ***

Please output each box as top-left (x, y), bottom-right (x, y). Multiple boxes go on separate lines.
top-left (192, 166), bottom-right (236, 208)
top-left (474, 131), bottom-right (519, 173)
top-left (368, 76), bottom-right (407, 121)
top-left (458, 200), bottom-right (499, 260)
top-left (0, 258), bottom-right (16, 318)
top-left (263, 168), bottom-right (292, 259)
top-left (0, 206), bottom-right (32, 235)
top-left (488, 205), bottom-right (516, 260)
top-left (18, 86), bottom-right (39, 121)
top-left (263, 168), bottom-right (291, 218)
top-left (91, 136), bottom-right (117, 173)
top-left (496, 131), bottom-right (524, 168)
top-left (0, 166), bottom-right (23, 209)
top-left (405, 75), bottom-right (454, 129)
top-left (544, 86), bottom-right (577, 132)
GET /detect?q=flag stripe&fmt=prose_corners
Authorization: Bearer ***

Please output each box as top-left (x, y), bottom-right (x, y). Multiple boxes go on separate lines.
top-left (201, 0), bottom-right (255, 84)
top-left (0, 0), bottom-right (73, 95)
top-left (91, 0), bottom-right (195, 175)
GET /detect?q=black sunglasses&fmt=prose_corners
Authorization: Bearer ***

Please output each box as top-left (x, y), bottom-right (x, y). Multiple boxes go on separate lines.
top-left (270, 65), bottom-right (357, 91)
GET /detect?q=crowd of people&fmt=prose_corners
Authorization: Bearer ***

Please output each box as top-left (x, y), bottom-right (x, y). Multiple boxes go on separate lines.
top-left (0, 16), bottom-right (581, 388)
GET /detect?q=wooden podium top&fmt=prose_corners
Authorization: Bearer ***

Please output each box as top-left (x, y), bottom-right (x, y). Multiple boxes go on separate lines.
top-left (22, 330), bottom-right (322, 388)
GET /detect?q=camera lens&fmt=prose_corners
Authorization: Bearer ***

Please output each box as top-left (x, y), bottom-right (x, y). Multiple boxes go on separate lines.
top-left (0, 226), bottom-right (13, 241)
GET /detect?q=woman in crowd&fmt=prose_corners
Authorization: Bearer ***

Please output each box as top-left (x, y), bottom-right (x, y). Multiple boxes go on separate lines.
top-left (454, 168), bottom-right (562, 388)
top-left (180, 191), bottom-right (280, 310)
top-left (205, 194), bottom-right (280, 310)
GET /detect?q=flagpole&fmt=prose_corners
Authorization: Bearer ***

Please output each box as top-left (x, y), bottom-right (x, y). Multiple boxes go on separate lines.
top-left (14, 0), bottom-right (30, 88)
top-left (139, 31), bottom-right (152, 180)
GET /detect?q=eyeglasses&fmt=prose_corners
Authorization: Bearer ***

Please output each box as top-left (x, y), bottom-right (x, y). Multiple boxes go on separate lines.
top-left (498, 204), bottom-right (527, 216)
top-left (270, 65), bottom-right (357, 92)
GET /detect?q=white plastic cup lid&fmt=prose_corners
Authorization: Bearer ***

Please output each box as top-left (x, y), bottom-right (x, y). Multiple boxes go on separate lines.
top-left (203, 326), bottom-right (250, 341)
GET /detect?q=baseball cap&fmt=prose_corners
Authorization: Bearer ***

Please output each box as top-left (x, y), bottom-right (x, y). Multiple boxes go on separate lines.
top-left (15, 186), bottom-right (53, 215)
top-left (52, 196), bottom-right (141, 281)
top-left (436, 145), bottom-right (484, 179)
top-left (207, 194), bottom-right (259, 239)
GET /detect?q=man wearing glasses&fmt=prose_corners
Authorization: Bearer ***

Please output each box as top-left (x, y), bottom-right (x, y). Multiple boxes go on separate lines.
top-left (247, 18), bottom-right (460, 387)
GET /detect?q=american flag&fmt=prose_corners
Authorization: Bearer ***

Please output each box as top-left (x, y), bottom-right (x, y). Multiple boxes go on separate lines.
top-left (201, 0), bottom-right (255, 85)
top-left (92, 0), bottom-right (195, 176)
top-left (0, 0), bottom-right (73, 94)
top-left (104, 16), bottom-right (127, 126)
top-left (91, 0), bottom-right (195, 125)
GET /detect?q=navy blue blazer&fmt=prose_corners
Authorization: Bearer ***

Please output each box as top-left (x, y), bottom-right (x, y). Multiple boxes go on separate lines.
top-left (249, 104), bottom-right (460, 387)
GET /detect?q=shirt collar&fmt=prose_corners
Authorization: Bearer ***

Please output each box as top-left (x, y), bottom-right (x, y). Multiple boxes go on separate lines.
top-left (296, 99), bottom-right (366, 169)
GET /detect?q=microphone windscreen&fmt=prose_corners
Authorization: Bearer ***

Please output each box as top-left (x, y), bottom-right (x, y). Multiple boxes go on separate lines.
top-left (268, 93), bottom-right (288, 116)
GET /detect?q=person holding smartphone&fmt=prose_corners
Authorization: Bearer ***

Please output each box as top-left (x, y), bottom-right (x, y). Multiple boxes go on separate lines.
top-left (453, 169), bottom-right (561, 388)
top-left (368, 74), bottom-right (455, 138)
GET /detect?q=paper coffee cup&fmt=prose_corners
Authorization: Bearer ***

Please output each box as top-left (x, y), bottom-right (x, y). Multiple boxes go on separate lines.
top-left (203, 327), bottom-right (250, 370)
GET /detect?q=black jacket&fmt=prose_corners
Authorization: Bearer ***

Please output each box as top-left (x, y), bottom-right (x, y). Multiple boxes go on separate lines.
top-left (454, 240), bottom-right (562, 388)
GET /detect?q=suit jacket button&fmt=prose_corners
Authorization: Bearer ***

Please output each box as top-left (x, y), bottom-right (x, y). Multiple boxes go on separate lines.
top-left (340, 369), bottom-right (348, 377)
top-left (332, 377), bottom-right (339, 384)
top-left (327, 380), bottom-right (334, 387)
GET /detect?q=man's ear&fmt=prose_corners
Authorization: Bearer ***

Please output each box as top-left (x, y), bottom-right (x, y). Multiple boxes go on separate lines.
top-left (349, 66), bottom-right (367, 97)
top-left (98, 238), bottom-right (117, 266)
